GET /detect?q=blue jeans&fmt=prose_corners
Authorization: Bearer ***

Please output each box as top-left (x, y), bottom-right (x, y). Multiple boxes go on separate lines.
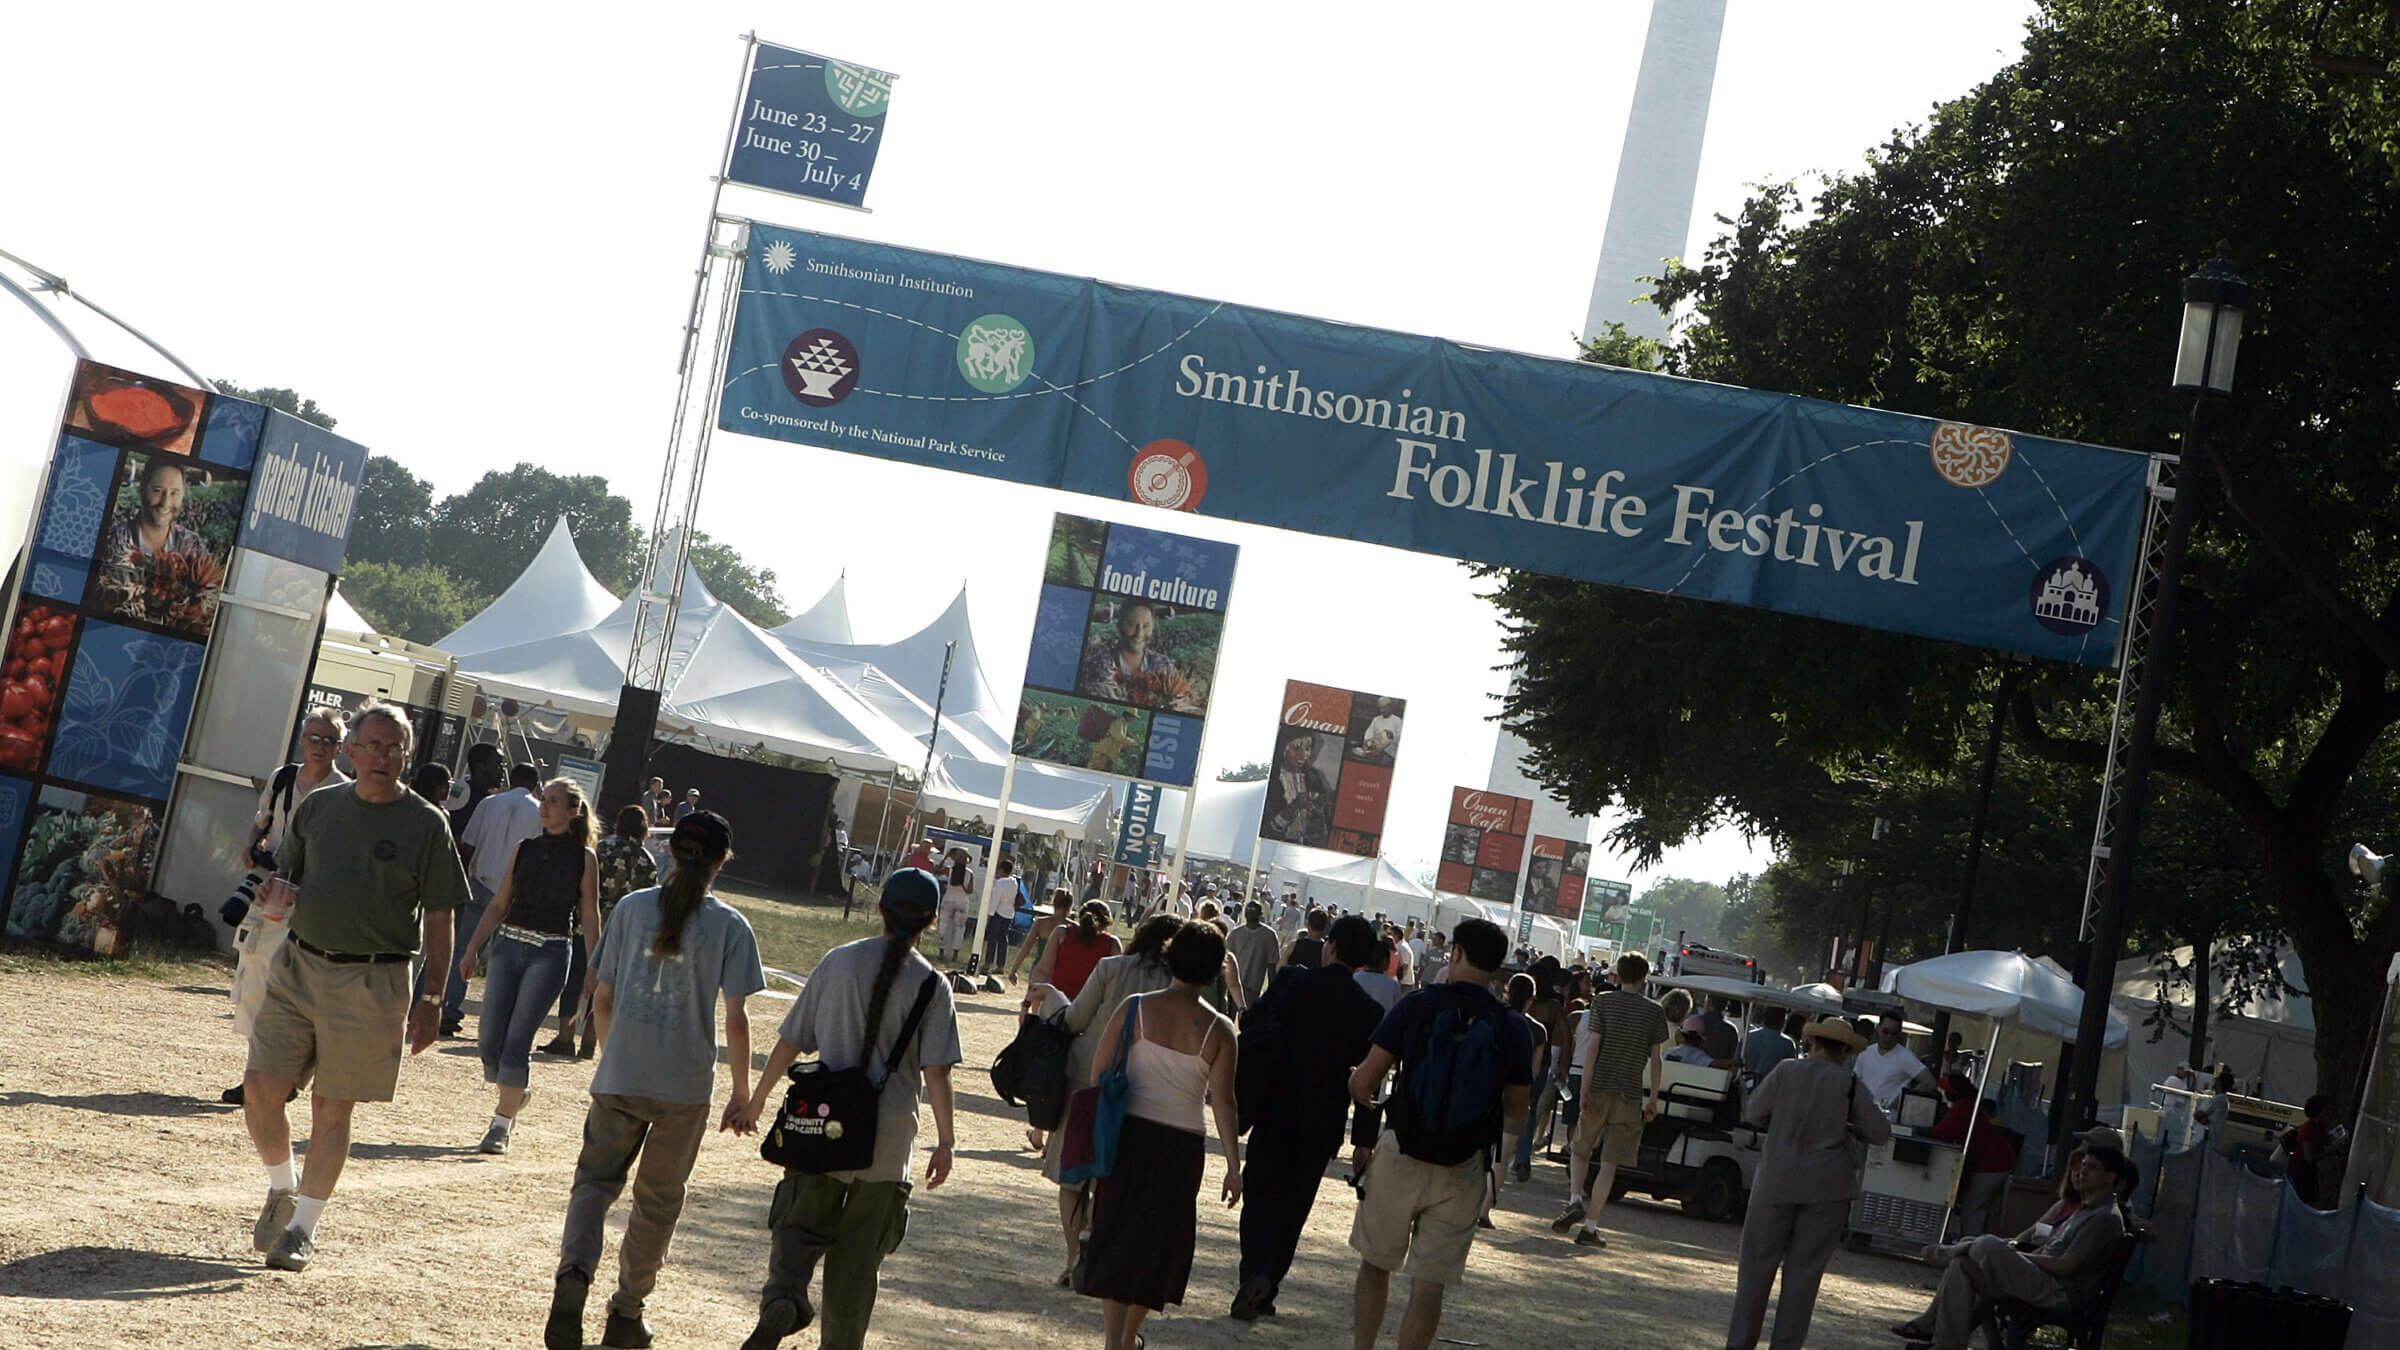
top-left (479, 932), bottom-right (571, 1089)
top-left (557, 929), bottom-right (589, 1026)
top-left (441, 879), bottom-right (493, 1024)
top-left (1514, 1057), bottom-right (1554, 1171)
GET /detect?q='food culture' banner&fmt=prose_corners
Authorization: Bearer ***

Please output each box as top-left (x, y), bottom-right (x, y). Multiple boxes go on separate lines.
top-left (720, 226), bottom-right (2150, 666)
top-left (1436, 786), bottom-right (1530, 902)
top-left (1258, 680), bottom-right (1405, 858)
top-left (1012, 513), bottom-right (1235, 788)
top-left (1523, 833), bottom-right (1591, 919)
top-left (722, 41), bottom-right (894, 209)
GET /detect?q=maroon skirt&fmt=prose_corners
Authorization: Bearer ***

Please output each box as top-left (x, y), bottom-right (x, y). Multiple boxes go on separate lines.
top-left (1076, 1114), bottom-right (1205, 1310)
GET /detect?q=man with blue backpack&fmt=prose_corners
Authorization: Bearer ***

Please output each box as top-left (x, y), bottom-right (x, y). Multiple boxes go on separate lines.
top-left (1344, 917), bottom-right (1533, 1350)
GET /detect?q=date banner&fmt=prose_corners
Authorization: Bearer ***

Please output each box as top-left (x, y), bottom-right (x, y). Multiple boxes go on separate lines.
top-left (1258, 679), bottom-right (1405, 858)
top-left (1012, 513), bottom-right (1235, 789)
top-left (721, 226), bottom-right (2150, 666)
top-left (724, 41), bottom-right (894, 208)
top-left (1436, 785), bottom-right (1530, 903)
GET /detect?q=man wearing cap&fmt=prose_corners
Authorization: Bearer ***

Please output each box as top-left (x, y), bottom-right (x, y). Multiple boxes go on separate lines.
top-left (1891, 1145), bottom-right (2133, 1349)
top-left (1725, 1016), bottom-right (1892, 1350)
top-left (241, 702), bottom-right (470, 1273)
top-left (1666, 1017), bottom-right (1717, 1065)
top-left (1854, 1013), bottom-right (1937, 1108)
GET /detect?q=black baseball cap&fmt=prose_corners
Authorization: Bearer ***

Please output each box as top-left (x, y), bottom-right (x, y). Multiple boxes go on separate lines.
top-left (670, 809), bottom-right (732, 853)
top-left (881, 866), bottom-right (942, 916)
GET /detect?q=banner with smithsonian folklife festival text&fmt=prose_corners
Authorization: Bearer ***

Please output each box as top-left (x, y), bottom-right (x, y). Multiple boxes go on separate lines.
top-left (720, 227), bottom-right (2151, 666)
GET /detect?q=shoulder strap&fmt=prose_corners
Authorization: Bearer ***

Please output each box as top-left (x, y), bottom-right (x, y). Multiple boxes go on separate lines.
top-left (875, 972), bottom-right (943, 1085)
top-left (273, 762), bottom-right (299, 812)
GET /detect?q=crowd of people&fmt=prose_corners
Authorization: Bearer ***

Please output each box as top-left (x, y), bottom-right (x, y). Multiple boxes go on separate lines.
top-left (220, 719), bottom-right (2152, 1350)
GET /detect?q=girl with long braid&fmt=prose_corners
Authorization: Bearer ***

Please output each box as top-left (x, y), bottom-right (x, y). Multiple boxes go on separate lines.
top-left (735, 866), bottom-right (962, 1350)
top-left (545, 809), bottom-right (765, 1350)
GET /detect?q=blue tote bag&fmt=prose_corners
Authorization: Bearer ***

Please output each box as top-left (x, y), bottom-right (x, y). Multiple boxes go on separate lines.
top-left (1057, 995), bottom-right (1142, 1183)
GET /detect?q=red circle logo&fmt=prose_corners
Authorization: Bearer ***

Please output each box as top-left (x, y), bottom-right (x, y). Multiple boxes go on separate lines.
top-left (1128, 440), bottom-right (1207, 511)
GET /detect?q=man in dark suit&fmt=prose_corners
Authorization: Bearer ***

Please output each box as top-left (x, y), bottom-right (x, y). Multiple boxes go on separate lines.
top-left (1231, 913), bottom-right (1385, 1320)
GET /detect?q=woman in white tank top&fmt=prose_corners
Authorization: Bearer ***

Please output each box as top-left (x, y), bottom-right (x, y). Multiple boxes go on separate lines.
top-left (1075, 922), bottom-right (1243, 1350)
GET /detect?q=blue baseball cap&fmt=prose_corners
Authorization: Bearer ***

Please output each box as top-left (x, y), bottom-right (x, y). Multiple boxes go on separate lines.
top-left (881, 867), bottom-right (942, 916)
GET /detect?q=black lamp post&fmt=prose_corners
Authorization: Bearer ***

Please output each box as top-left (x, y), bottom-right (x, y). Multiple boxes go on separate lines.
top-left (2058, 244), bottom-right (2250, 1152)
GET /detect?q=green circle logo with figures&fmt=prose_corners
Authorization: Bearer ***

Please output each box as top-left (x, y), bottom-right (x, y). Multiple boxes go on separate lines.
top-left (956, 314), bottom-right (1037, 394)
top-left (824, 61), bottom-right (893, 118)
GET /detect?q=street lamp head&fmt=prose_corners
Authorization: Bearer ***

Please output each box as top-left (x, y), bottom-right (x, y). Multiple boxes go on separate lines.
top-left (2173, 241), bottom-right (2249, 396)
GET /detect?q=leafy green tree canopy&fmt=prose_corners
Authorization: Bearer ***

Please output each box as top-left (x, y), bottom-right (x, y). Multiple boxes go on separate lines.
top-left (1492, 0), bottom-right (2400, 1105)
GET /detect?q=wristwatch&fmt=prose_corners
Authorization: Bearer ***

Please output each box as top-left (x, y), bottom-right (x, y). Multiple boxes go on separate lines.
top-left (415, 992), bottom-right (441, 1008)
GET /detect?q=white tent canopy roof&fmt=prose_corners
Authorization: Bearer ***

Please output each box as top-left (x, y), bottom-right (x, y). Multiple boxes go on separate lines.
top-left (438, 516), bottom-right (620, 658)
top-left (918, 757), bottom-right (1115, 832)
top-left (325, 584), bottom-right (375, 635)
top-left (1888, 950), bottom-right (2130, 1049)
top-left (777, 571), bottom-right (855, 644)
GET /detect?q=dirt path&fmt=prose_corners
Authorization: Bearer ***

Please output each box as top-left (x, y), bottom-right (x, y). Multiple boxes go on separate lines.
top-left (0, 970), bottom-right (1939, 1348)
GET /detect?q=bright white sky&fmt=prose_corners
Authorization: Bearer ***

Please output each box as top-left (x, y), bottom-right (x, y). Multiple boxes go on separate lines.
top-left (0, 0), bottom-right (2039, 891)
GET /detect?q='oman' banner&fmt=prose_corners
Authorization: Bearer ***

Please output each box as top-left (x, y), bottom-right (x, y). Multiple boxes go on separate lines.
top-left (720, 227), bottom-right (2150, 666)
top-left (1524, 834), bottom-right (1591, 919)
top-left (1258, 680), bottom-right (1404, 858)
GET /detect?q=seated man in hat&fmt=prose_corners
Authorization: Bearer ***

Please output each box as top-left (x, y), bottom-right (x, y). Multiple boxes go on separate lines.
top-left (1893, 1144), bottom-right (2134, 1349)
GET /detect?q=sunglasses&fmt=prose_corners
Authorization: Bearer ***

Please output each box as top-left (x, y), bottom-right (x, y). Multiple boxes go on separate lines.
top-left (303, 733), bottom-right (339, 747)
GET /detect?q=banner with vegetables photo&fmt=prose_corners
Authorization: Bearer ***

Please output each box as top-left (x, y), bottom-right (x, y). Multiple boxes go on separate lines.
top-left (0, 360), bottom-right (265, 955)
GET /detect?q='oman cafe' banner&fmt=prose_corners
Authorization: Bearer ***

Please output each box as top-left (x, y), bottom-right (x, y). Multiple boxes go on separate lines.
top-left (1436, 786), bottom-right (1531, 903)
top-left (719, 227), bottom-right (2150, 666)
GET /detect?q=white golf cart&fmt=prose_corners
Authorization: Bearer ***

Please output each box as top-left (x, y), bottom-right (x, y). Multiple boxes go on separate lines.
top-left (1581, 975), bottom-right (1841, 1221)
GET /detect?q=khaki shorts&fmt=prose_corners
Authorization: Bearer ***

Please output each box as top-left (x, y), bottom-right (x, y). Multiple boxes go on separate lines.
top-left (245, 939), bottom-right (412, 1102)
top-left (1573, 1090), bottom-right (1646, 1166)
top-left (1348, 1138), bottom-right (1485, 1287)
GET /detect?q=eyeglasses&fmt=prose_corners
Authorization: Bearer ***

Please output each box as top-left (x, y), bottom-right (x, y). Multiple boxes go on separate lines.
top-left (349, 739), bottom-right (407, 759)
top-left (303, 733), bottom-right (338, 747)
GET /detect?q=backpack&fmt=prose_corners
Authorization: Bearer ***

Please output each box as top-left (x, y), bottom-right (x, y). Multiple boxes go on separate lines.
top-left (991, 1010), bottom-right (1075, 1130)
top-left (1392, 983), bottom-right (1508, 1166)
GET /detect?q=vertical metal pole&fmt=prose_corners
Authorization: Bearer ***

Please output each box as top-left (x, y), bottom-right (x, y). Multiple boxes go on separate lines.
top-left (964, 755), bottom-right (1019, 976)
top-left (1167, 781), bottom-right (1199, 909)
top-left (1240, 834), bottom-right (1265, 913)
top-left (2063, 401), bottom-right (2207, 1154)
top-left (897, 641), bottom-right (955, 847)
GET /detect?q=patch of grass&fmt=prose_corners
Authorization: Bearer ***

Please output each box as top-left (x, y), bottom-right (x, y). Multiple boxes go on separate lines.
top-left (2090, 1284), bottom-right (2186, 1350)
top-left (0, 936), bottom-right (233, 983)
top-left (713, 880), bottom-right (880, 987)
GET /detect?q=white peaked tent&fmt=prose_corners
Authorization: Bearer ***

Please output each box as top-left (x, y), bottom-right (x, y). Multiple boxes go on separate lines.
top-left (1279, 854), bottom-right (1435, 924)
top-left (777, 571), bottom-right (855, 644)
top-left (919, 757), bottom-right (1117, 834)
top-left (437, 516), bottom-right (620, 658)
top-left (2111, 943), bottom-right (2319, 1104)
top-left (456, 538), bottom-right (925, 774)
top-left (776, 585), bottom-right (1015, 761)
top-left (325, 584), bottom-right (375, 635)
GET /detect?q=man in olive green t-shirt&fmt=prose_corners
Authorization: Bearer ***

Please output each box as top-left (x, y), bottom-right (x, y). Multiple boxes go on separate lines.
top-left (241, 704), bottom-right (470, 1274)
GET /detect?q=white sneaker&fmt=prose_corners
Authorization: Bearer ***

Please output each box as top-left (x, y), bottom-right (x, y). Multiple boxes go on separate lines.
top-left (252, 1188), bottom-right (295, 1252)
top-left (478, 1122), bottom-right (512, 1155)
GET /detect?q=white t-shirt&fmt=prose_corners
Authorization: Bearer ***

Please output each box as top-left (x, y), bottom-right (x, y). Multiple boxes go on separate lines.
top-left (1854, 1042), bottom-right (1929, 1105)
top-left (254, 764), bottom-right (348, 857)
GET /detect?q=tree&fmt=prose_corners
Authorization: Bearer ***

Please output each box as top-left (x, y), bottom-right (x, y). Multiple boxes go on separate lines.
top-left (212, 381), bottom-right (336, 429)
top-left (428, 463), bottom-right (639, 600)
top-left (1635, 877), bottom-right (1730, 953)
top-left (676, 528), bottom-right (788, 628)
top-left (1218, 761), bottom-right (1269, 782)
top-left (340, 560), bottom-right (490, 645)
top-left (1492, 1), bottom-right (2400, 1108)
top-left (346, 456), bottom-right (437, 569)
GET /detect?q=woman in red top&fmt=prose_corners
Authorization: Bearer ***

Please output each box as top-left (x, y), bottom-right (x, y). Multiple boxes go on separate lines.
top-left (1015, 900), bottom-right (1123, 1152)
top-left (1930, 1083), bottom-right (2018, 1236)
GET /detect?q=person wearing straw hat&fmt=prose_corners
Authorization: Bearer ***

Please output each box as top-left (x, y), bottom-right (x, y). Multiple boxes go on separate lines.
top-left (1723, 1015), bottom-right (1891, 1350)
